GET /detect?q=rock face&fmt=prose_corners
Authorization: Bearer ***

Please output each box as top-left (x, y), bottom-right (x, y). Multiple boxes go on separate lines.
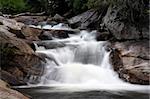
top-left (110, 40), bottom-right (150, 85)
top-left (96, 31), bottom-right (112, 41)
top-left (68, 9), bottom-right (99, 29)
top-left (21, 26), bottom-right (42, 41)
top-left (0, 80), bottom-right (29, 99)
top-left (103, 6), bottom-right (149, 40)
top-left (0, 31), bottom-right (44, 85)
top-left (0, 16), bottom-right (24, 31)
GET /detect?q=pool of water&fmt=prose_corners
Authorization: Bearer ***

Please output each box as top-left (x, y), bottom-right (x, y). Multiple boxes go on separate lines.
top-left (15, 86), bottom-right (149, 99)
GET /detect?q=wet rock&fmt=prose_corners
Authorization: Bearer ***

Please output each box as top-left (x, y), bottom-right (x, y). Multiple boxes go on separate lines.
top-left (44, 29), bottom-right (69, 39)
top-left (21, 25), bottom-right (42, 41)
top-left (68, 9), bottom-right (99, 29)
top-left (110, 40), bottom-right (150, 85)
top-left (0, 31), bottom-right (44, 85)
top-left (0, 80), bottom-right (29, 99)
top-left (46, 20), bottom-right (58, 27)
top-left (37, 41), bottom-right (65, 49)
top-left (39, 31), bottom-right (53, 40)
top-left (96, 32), bottom-right (112, 41)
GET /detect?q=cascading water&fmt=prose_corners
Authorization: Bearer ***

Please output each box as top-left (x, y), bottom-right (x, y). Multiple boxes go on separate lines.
top-left (25, 23), bottom-right (149, 92)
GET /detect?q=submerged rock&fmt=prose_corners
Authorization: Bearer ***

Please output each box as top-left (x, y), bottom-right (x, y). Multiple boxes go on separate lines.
top-left (110, 40), bottom-right (150, 85)
top-left (36, 41), bottom-right (66, 49)
top-left (42, 29), bottom-right (69, 39)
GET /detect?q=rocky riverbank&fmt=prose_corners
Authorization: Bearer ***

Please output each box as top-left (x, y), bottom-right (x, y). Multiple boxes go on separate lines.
top-left (0, 3), bottom-right (149, 97)
top-left (0, 80), bottom-right (29, 99)
top-left (1, 10), bottom-right (149, 85)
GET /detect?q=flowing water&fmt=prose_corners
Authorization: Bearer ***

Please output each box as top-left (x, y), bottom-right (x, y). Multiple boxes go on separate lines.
top-left (15, 23), bottom-right (150, 99)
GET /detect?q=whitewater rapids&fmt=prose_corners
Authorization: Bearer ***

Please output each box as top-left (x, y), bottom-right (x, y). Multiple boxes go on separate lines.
top-left (18, 23), bottom-right (150, 93)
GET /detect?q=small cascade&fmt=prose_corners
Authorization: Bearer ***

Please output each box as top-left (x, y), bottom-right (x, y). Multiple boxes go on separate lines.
top-left (32, 26), bottom-right (122, 85)
top-left (26, 23), bottom-right (149, 92)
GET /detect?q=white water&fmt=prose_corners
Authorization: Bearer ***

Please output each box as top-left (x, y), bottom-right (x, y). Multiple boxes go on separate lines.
top-left (26, 24), bottom-right (150, 92)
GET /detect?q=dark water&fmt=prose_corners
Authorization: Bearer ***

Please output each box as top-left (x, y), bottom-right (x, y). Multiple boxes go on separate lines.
top-left (15, 86), bottom-right (149, 99)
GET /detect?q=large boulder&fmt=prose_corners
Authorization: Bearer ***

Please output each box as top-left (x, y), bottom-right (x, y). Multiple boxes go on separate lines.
top-left (40, 29), bottom-right (69, 39)
top-left (0, 16), bottom-right (26, 39)
top-left (21, 25), bottom-right (42, 41)
top-left (0, 16), bottom-right (24, 31)
top-left (103, 6), bottom-right (149, 40)
top-left (0, 25), bottom-right (16, 37)
top-left (0, 31), bottom-right (44, 85)
top-left (0, 80), bottom-right (29, 99)
top-left (110, 40), bottom-right (150, 85)
top-left (68, 9), bottom-right (99, 29)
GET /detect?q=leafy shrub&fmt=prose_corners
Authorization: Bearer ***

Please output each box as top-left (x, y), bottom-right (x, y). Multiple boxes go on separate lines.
top-left (86, 0), bottom-right (122, 9)
top-left (0, 0), bottom-right (27, 14)
top-left (65, 0), bottom-right (88, 14)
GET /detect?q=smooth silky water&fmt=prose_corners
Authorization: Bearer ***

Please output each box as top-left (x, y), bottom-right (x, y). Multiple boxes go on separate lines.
top-left (15, 24), bottom-right (150, 99)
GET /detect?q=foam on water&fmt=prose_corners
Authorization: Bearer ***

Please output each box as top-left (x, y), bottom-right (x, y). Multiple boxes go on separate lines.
top-left (25, 24), bottom-right (150, 92)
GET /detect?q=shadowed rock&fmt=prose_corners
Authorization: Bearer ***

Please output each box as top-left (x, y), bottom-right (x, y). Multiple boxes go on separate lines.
top-left (0, 31), bottom-right (44, 85)
top-left (110, 40), bottom-right (150, 85)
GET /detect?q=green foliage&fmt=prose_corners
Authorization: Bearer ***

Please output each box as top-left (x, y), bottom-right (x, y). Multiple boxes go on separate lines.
top-left (86, 0), bottom-right (118, 9)
top-left (116, 0), bottom-right (148, 25)
top-left (27, 0), bottom-right (47, 13)
top-left (0, 0), bottom-right (27, 14)
top-left (65, 0), bottom-right (88, 14)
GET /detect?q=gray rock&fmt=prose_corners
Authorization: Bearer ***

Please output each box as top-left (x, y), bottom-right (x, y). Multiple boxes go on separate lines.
top-left (110, 40), bottom-right (150, 85)
top-left (37, 41), bottom-right (65, 49)
top-left (68, 9), bottom-right (99, 29)
top-left (103, 6), bottom-right (141, 40)
top-left (0, 31), bottom-right (44, 85)
top-left (0, 80), bottom-right (29, 99)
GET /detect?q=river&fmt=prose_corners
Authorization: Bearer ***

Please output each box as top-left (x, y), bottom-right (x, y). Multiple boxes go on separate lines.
top-left (15, 23), bottom-right (150, 99)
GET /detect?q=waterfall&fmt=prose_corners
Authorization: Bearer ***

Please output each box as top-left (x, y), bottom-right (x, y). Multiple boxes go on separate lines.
top-left (26, 23), bottom-right (149, 92)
